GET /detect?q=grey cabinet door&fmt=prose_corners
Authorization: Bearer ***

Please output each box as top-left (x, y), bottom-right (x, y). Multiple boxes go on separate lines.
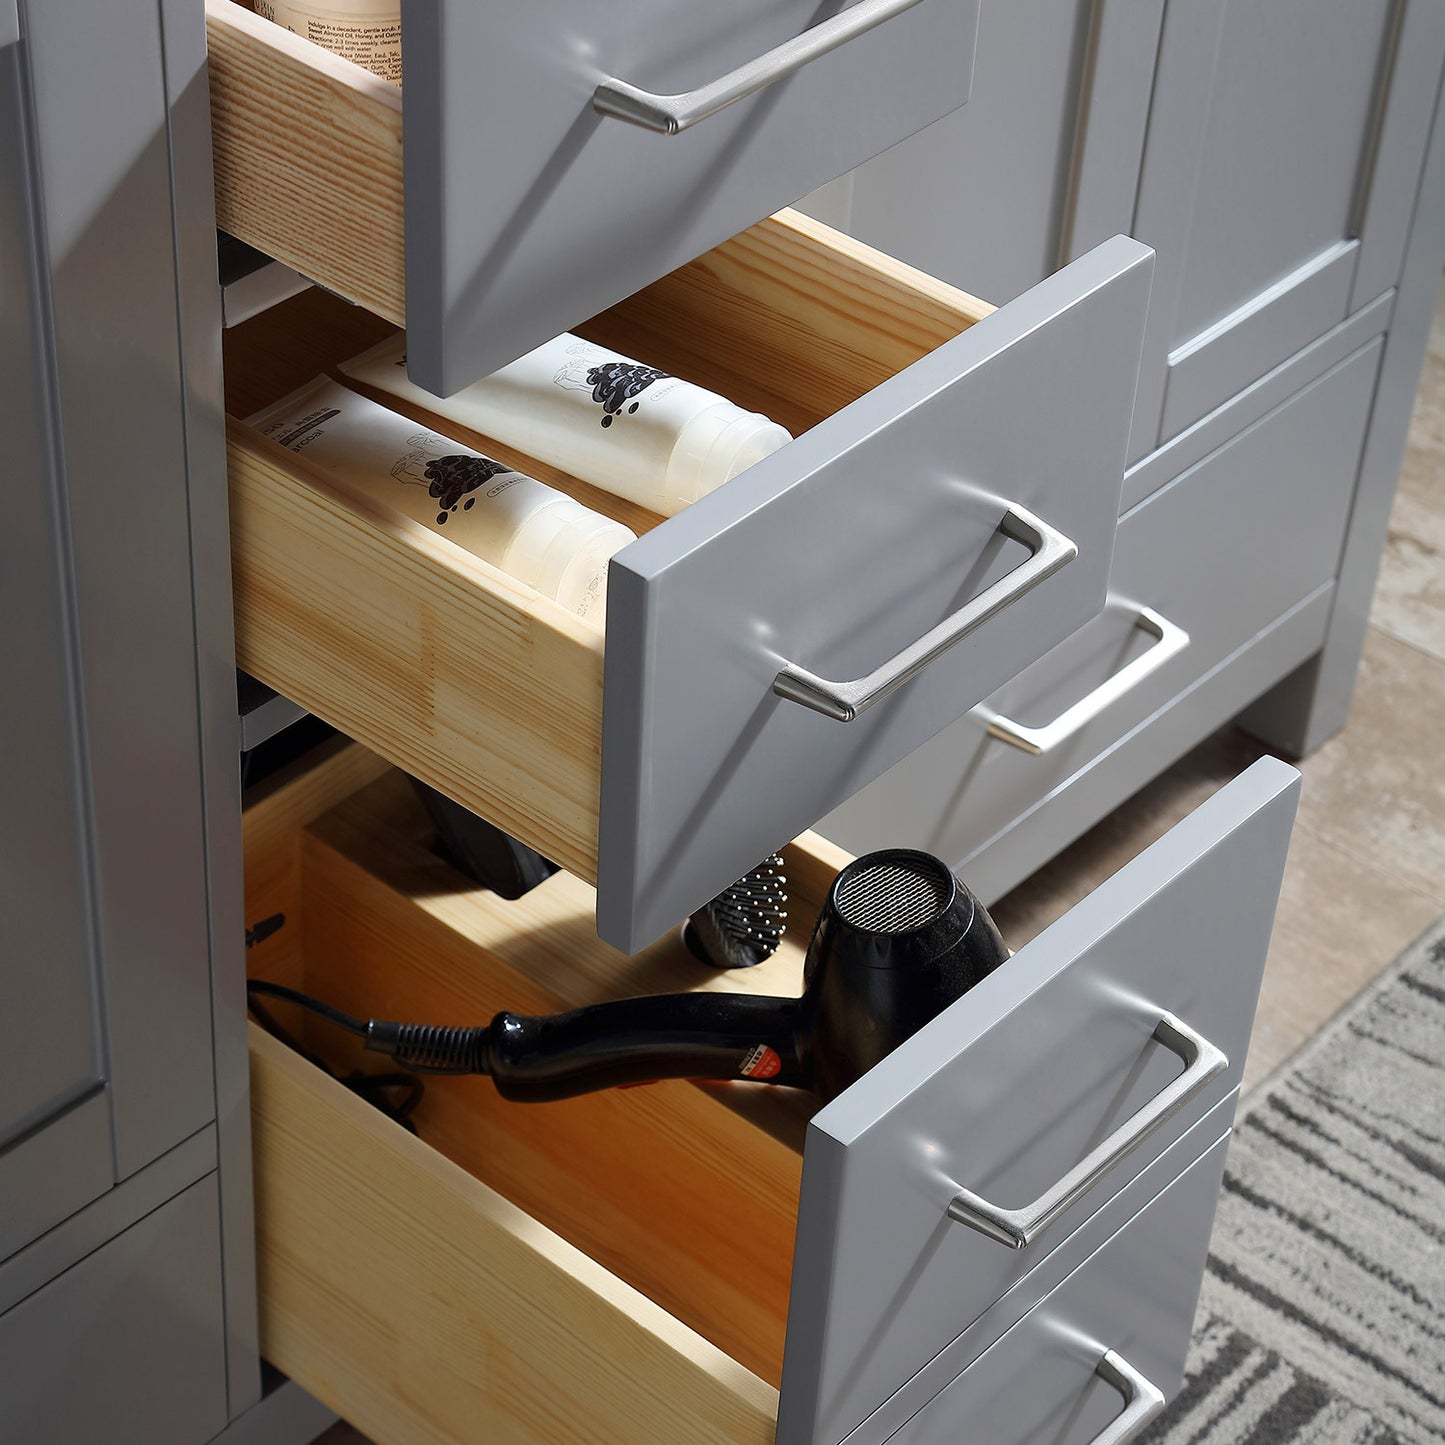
top-left (9, 0), bottom-right (226, 1189)
top-left (1127, 0), bottom-right (1445, 457)
top-left (838, 0), bottom-right (1164, 307)
top-left (0, 1175), bottom-right (229, 1445)
top-left (0, 28), bottom-right (112, 1260)
top-left (776, 756), bottom-right (1299, 1445)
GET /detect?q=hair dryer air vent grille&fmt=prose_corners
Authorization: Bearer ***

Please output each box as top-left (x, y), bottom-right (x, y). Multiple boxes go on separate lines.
top-left (833, 855), bottom-right (953, 933)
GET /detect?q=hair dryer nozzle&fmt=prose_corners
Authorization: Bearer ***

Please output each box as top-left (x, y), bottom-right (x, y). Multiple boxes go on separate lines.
top-left (802, 849), bottom-right (1009, 1100)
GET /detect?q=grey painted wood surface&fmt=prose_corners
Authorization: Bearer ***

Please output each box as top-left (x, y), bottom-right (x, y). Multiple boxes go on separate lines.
top-left (778, 758), bottom-right (1298, 1445)
top-left (0, 32), bottom-right (112, 1251)
top-left (401, 0), bottom-right (981, 393)
top-left (0, 1175), bottom-right (229, 1444)
top-left (1060, 0), bottom-right (1167, 268)
top-left (1244, 18), bottom-right (1445, 756)
top-left (820, 339), bottom-right (1380, 878)
top-left (965, 586), bottom-right (1331, 911)
top-left (884, 1132), bottom-right (1231, 1443)
top-left (844, 0), bottom-right (1100, 304)
top-left (1128, 0), bottom-right (1445, 457)
top-left (842, 1091), bottom-right (1240, 1445)
top-left (22, 0), bottom-right (218, 1181)
top-left (0, 1091), bottom-right (111, 1267)
top-left (157, 0), bottom-right (263, 1411)
top-left (1120, 291), bottom-right (1393, 512)
top-left (0, 1123), bottom-right (215, 1317)
top-left (598, 237), bottom-right (1151, 950)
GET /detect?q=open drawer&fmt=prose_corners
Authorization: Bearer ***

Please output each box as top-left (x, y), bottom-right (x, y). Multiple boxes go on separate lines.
top-left (206, 0), bottom-right (982, 393)
top-left (224, 212), bottom-right (1153, 950)
top-left (242, 746), bottom-right (1297, 1444)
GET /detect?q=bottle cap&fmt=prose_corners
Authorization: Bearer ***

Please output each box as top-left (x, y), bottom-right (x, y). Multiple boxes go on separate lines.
top-left (667, 403), bottom-right (793, 507)
top-left (507, 500), bottom-right (636, 624)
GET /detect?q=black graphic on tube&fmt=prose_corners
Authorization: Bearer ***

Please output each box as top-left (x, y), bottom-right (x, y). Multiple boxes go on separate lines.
top-left (421, 454), bottom-right (514, 525)
top-left (585, 361), bottom-right (669, 428)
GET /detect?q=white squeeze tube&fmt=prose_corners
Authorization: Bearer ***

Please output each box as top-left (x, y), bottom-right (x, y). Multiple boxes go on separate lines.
top-left (340, 332), bottom-right (794, 516)
top-left (246, 377), bottom-right (635, 625)
top-left (251, 0), bottom-right (402, 84)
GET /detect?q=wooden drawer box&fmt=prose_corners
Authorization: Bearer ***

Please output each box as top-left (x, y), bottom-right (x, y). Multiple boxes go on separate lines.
top-left (225, 210), bottom-right (1152, 952)
top-left (242, 746), bottom-right (1297, 1443)
top-left (205, 0), bottom-right (982, 392)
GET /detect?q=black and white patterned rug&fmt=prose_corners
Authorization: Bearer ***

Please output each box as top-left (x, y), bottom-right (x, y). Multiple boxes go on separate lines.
top-left (1140, 920), bottom-right (1445, 1444)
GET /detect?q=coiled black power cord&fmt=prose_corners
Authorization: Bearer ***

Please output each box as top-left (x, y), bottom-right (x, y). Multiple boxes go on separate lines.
top-left (245, 976), bottom-right (427, 1132)
top-left (246, 979), bottom-right (491, 1075)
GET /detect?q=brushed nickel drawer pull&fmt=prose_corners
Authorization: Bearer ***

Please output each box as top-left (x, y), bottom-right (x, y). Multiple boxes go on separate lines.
top-left (975, 605), bottom-right (1190, 754)
top-left (946, 1013), bottom-right (1227, 1248)
top-left (1090, 1350), bottom-right (1167, 1445)
top-left (772, 503), bottom-right (1077, 723)
top-left (594, 0), bottom-right (929, 135)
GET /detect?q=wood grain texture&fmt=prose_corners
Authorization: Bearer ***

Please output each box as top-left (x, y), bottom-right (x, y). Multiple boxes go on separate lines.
top-left (222, 286), bottom-right (396, 423)
top-left (298, 810), bottom-right (803, 1384)
top-left (250, 1025), bottom-right (779, 1445)
top-left (585, 209), bottom-right (997, 436)
top-left (241, 737), bottom-right (390, 994)
top-left (227, 418), bottom-right (606, 881)
top-left (207, 0), bottom-right (405, 325)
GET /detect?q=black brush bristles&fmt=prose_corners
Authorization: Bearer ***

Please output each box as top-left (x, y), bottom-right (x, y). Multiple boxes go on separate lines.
top-left (683, 854), bottom-right (789, 969)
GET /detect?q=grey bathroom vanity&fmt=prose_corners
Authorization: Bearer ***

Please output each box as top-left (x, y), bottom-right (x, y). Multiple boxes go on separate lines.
top-left (3, 1), bottom-right (1443, 1441)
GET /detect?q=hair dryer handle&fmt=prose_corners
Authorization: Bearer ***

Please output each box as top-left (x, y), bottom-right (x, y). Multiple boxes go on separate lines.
top-left (486, 992), bottom-right (806, 1101)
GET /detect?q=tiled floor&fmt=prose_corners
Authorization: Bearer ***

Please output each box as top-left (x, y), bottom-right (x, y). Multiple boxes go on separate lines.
top-left (311, 288), bottom-right (1445, 1443)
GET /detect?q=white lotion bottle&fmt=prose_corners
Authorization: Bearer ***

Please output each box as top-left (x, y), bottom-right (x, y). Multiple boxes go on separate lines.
top-left (341, 333), bottom-right (793, 516)
top-left (247, 377), bottom-right (635, 624)
top-left (251, 0), bottom-right (402, 84)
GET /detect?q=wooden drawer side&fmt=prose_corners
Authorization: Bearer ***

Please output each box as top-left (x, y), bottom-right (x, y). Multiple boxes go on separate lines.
top-left (227, 420), bottom-right (607, 882)
top-left (250, 1025), bottom-right (778, 1445)
top-left (207, 0), bottom-right (405, 325)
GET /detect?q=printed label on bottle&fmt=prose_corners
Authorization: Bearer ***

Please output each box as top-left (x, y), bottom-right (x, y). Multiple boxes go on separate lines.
top-left (739, 1045), bottom-right (783, 1081)
top-left (253, 1), bottom-right (402, 84)
top-left (548, 338), bottom-right (700, 433)
top-left (255, 393), bottom-right (557, 551)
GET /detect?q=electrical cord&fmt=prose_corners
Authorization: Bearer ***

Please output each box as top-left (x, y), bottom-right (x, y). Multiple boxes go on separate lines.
top-left (246, 978), bottom-right (426, 1133)
top-left (247, 978), bottom-right (492, 1075)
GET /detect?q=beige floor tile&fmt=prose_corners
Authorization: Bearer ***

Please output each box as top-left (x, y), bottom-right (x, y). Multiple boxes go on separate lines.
top-left (1428, 275), bottom-right (1445, 363)
top-left (1371, 348), bottom-right (1445, 660)
top-left (1371, 483), bottom-right (1445, 663)
top-left (1290, 627), bottom-right (1445, 904)
top-left (1241, 816), bottom-right (1441, 1090)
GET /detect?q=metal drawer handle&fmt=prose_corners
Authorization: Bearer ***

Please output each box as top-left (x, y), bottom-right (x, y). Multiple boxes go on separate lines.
top-left (975, 605), bottom-right (1190, 755)
top-left (1091, 1350), bottom-right (1167, 1445)
top-left (772, 503), bottom-right (1077, 723)
top-left (593, 0), bottom-right (929, 135)
top-left (946, 1013), bottom-right (1227, 1248)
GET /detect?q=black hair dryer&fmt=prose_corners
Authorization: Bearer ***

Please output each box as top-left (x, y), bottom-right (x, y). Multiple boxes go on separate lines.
top-left (366, 849), bottom-right (1009, 1103)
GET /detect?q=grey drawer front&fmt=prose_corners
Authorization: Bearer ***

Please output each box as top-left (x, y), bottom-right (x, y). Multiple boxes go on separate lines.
top-left (598, 237), bottom-right (1152, 950)
top-left (886, 1130), bottom-right (1231, 1445)
top-left (402, 0), bottom-right (981, 393)
top-left (777, 757), bottom-right (1298, 1445)
top-left (819, 336), bottom-right (1381, 873)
